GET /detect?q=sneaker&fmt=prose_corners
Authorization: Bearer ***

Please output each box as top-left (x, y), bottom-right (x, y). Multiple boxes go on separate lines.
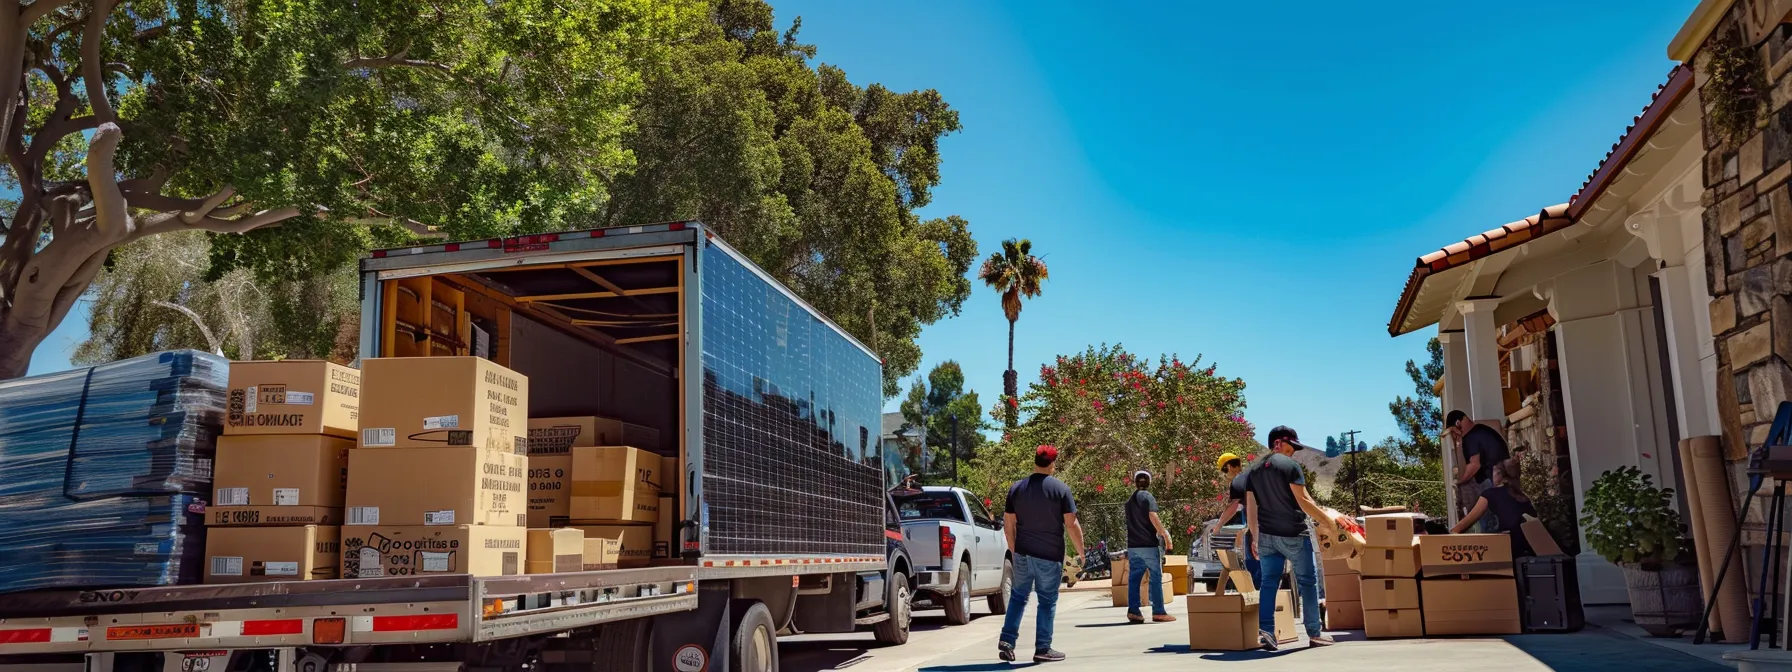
top-left (1126, 612), bottom-right (1144, 623)
top-left (1259, 630), bottom-right (1279, 652)
top-left (997, 642), bottom-right (1015, 662)
top-left (1309, 634), bottom-right (1336, 647)
top-left (1152, 614), bottom-right (1177, 623)
top-left (1033, 649), bottom-right (1067, 663)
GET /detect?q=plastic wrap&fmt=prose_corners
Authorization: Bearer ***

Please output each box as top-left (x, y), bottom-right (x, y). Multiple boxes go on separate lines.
top-left (0, 350), bottom-right (226, 593)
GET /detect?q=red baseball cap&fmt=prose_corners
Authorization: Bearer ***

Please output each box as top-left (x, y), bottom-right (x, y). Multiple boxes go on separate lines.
top-left (1036, 445), bottom-right (1059, 460)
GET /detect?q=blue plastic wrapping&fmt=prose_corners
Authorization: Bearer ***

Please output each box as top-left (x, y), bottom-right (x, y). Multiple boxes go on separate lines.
top-left (0, 350), bottom-right (226, 593)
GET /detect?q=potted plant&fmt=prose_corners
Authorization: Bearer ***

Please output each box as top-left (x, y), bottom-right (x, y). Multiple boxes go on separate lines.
top-left (1580, 466), bottom-right (1700, 636)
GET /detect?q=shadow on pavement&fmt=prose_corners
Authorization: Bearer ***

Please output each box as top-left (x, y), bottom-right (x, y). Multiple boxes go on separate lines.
top-left (1145, 643), bottom-right (1307, 660)
top-left (1496, 627), bottom-right (1732, 672)
top-left (917, 664), bottom-right (1037, 671)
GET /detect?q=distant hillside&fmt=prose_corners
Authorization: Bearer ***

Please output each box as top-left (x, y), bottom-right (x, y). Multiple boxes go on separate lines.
top-left (1294, 449), bottom-right (1344, 495)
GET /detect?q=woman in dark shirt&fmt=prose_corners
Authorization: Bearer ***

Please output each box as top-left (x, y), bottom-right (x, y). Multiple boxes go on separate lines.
top-left (1450, 459), bottom-right (1539, 557)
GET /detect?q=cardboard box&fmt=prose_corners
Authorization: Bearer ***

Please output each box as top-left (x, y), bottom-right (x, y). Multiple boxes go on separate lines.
top-left (1360, 577), bottom-right (1420, 611)
top-left (1419, 533), bottom-right (1514, 578)
top-left (574, 524), bottom-right (653, 568)
top-left (204, 526), bottom-right (341, 583)
top-left (1322, 556), bottom-right (1358, 577)
top-left (210, 435), bottom-right (352, 525)
top-left (225, 360), bottom-right (362, 438)
top-left (1112, 556), bottom-right (1128, 586)
top-left (527, 455), bottom-right (572, 528)
top-left (1326, 599), bottom-right (1364, 630)
top-left (527, 417), bottom-right (661, 456)
top-left (1421, 577), bottom-right (1521, 635)
top-left (570, 446), bottom-right (662, 523)
top-left (1520, 516), bottom-right (1565, 556)
top-left (1364, 608), bottom-right (1424, 638)
top-left (654, 493), bottom-right (676, 559)
top-left (345, 447), bottom-right (527, 527)
top-left (582, 538), bottom-right (622, 569)
top-left (1186, 592), bottom-right (1261, 651)
top-left (341, 524), bottom-right (528, 578)
top-left (1324, 573), bottom-right (1362, 602)
top-left (358, 357), bottom-right (528, 454)
top-left (1274, 589), bottom-right (1297, 644)
top-left (1110, 572), bottom-right (1177, 607)
top-left (526, 528), bottom-right (584, 574)
top-left (1358, 539), bottom-right (1420, 578)
top-left (1363, 513), bottom-right (1423, 548)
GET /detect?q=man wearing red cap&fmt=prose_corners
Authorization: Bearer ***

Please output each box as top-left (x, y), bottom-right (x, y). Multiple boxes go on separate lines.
top-left (998, 445), bottom-right (1084, 663)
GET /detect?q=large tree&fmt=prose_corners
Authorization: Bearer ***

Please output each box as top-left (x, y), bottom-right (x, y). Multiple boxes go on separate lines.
top-left (977, 237), bottom-right (1047, 426)
top-left (0, 0), bottom-right (704, 378)
top-left (897, 360), bottom-right (985, 483)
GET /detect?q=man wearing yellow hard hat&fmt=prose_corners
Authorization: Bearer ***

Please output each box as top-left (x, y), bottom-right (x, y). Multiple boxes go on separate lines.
top-left (1213, 451), bottom-right (1260, 588)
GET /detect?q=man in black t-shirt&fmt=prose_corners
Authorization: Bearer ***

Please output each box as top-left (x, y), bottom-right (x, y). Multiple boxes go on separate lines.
top-left (1123, 470), bottom-right (1174, 623)
top-left (999, 445), bottom-right (1083, 663)
top-left (1246, 426), bottom-right (1346, 650)
top-left (1213, 452), bottom-right (1262, 587)
top-left (1447, 410), bottom-right (1511, 532)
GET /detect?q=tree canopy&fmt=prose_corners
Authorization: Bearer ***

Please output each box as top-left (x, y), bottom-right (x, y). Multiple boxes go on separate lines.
top-left (896, 360), bottom-right (986, 483)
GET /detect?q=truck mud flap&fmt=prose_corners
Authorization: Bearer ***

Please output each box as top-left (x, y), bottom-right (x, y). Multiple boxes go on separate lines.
top-left (650, 581), bottom-right (731, 672)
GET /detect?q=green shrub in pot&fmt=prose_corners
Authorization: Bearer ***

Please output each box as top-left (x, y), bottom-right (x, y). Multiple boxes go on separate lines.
top-left (1580, 466), bottom-right (1684, 567)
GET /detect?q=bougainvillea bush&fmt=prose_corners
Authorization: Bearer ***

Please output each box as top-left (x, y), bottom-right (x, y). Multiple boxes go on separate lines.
top-left (963, 344), bottom-right (1258, 544)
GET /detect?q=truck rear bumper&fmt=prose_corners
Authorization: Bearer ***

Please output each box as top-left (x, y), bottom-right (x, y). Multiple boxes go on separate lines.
top-left (915, 570), bottom-right (954, 592)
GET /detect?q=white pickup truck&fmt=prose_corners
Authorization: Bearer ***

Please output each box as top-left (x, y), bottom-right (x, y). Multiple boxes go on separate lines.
top-left (889, 486), bottom-right (1012, 625)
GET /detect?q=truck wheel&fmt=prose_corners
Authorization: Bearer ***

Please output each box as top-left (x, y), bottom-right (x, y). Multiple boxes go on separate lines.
top-left (872, 571), bottom-right (912, 646)
top-left (943, 564), bottom-right (973, 625)
top-left (730, 601), bottom-right (778, 672)
top-left (987, 559), bottom-right (1012, 615)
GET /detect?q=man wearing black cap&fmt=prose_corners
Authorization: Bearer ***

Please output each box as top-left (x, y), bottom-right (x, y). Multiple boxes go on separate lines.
top-left (1123, 469), bottom-right (1175, 623)
top-left (1246, 426), bottom-right (1346, 650)
top-left (999, 445), bottom-right (1083, 663)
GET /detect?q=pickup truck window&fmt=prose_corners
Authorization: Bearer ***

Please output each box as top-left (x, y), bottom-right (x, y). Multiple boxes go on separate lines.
top-left (966, 496), bottom-right (996, 525)
top-left (893, 492), bottom-right (967, 521)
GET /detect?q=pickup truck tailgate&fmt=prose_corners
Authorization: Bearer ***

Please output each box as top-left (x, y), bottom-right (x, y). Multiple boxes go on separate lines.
top-left (902, 523), bottom-right (943, 567)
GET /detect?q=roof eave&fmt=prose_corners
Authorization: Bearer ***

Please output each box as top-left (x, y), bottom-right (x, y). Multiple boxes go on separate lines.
top-left (1670, 0), bottom-right (1736, 61)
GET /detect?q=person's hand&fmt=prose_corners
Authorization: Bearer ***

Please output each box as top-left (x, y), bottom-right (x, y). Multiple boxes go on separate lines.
top-left (1251, 538), bottom-right (1260, 558)
top-left (1163, 536), bottom-right (1173, 552)
top-left (1334, 515), bottom-right (1354, 531)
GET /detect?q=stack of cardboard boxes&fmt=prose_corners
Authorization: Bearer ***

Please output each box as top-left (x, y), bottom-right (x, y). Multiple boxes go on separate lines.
top-left (1358, 513), bottom-right (1424, 638)
top-left (524, 416), bottom-right (660, 570)
top-left (205, 361), bottom-right (362, 583)
top-left (1108, 557), bottom-right (1176, 608)
top-left (1321, 556), bottom-right (1362, 630)
top-left (340, 357), bottom-right (531, 578)
top-left (1419, 534), bottom-right (1520, 635)
top-left (1164, 555), bottom-right (1191, 596)
top-left (570, 444), bottom-right (662, 568)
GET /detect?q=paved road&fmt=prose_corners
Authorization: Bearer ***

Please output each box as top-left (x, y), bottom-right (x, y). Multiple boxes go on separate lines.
top-left (781, 585), bottom-right (1735, 672)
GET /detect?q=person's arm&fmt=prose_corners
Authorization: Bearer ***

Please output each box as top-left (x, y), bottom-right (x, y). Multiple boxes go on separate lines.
top-left (1004, 512), bottom-right (1018, 553)
top-left (1065, 513), bottom-right (1086, 559)
top-left (1149, 511), bottom-right (1171, 550)
top-left (1217, 499), bottom-right (1242, 528)
top-left (1451, 497), bottom-right (1490, 533)
top-left (1458, 455), bottom-right (1481, 485)
top-left (1246, 491), bottom-right (1260, 557)
top-left (1290, 483), bottom-right (1352, 529)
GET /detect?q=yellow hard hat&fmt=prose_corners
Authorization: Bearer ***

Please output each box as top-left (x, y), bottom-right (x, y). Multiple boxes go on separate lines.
top-left (1216, 453), bottom-right (1240, 471)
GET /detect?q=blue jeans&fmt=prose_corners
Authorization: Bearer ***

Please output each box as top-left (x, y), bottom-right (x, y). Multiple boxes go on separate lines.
top-left (1257, 533), bottom-right (1321, 637)
top-left (1000, 554), bottom-right (1063, 651)
top-left (1243, 531), bottom-right (1262, 589)
top-left (1126, 547), bottom-right (1168, 616)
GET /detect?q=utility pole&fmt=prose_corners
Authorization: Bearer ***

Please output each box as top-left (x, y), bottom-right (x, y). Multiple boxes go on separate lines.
top-left (1343, 429), bottom-right (1362, 513)
top-left (950, 414), bottom-right (960, 487)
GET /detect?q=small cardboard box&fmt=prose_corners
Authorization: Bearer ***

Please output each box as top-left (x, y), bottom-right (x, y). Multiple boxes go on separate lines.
top-left (1110, 572), bottom-right (1177, 607)
top-left (583, 538), bottom-right (622, 569)
top-left (1520, 516), bottom-right (1565, 556)
top-left (1360, 577), bottom-right (1420, 611)
top-left (575, 524), bottom-right (653, 568)
top-left (1273, 589), bottom-right (1297, 644)
top-left (527, 455), bottom-right (572, 528)
top-left (1186, 592), bottom-right (1261, 651)
top-left (1326, 599), bottom-right (1364, 630)
top-left (1322, 555), bottom-right (1359, 578)
top-left (1364, 608), bottom-right (1424, 638)
top-left (225, 360), bottom-right (362, 438)
top-left (654, 493), bottom-right (676, 558)
top-left (1358, 539), bottom-right (1420, 578)
top-left (1324, 573), bottom-right (1362, 602)
top-left (1419, 533), bottom-right (1514, 578)
top-left (1316, 507), bottom-right (1366, 562)
top-left (570, 446), bottom-right (662, 523)
top-left (205, 525), bottom-right (341, 583)
top-left (527, 417), bottom-right (661, 455)
top-left (1421, 577), bottom-right (1521, 635)
top-left (209, 435), bottom-right (352, 527)
top-left (345, 447), bottom-right (527, 527)
top-left (526, 528), bottom-right (584, 574)
top-left (358, 357), bottom-right (528, 454)
top-left (1112, 556), bottom-right (1128, 586)
top-left (1363, 513), bottom-right (1423, 548)
top-left (341, 525), bottom-right (528, 578)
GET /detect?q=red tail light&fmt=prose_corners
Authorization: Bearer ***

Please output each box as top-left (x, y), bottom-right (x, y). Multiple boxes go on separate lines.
top-left (940, 524), bottom-right (956, 559)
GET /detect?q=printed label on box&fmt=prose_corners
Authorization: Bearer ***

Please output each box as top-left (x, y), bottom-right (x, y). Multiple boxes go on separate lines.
top-left (212, 556), bottom-right (244, 576)
top-left (421, 551), bottom-right (452, 573)
top-left (265, 562), bottom-right (299, 576)
top-left (285, 391), bottom-right (315, 405)
top-left (348, 507), bottom-right (380, 525)
top-left (216, 487), bottom-right (249, 506)
top-left (424, 510), bottom-right (456, 525)
top-left (244, 386), bottom-right (258, 413)
top-left (363, 428), bottom-right (396, 447)
top-left (357, 547), bottom-right (383, 577)
top-left (424, 415), bottom-right (460, 430)
top-left (273, 488), bottom-right (300, 506)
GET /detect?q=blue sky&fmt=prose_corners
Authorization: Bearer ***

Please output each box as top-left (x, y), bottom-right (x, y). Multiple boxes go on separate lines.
top-left (30, 0), bottom-right (1698, 447)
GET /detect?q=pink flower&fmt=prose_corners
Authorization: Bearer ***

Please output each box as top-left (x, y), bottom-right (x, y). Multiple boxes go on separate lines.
top-left (1157, 402), bottom-right (1166, 409)
top-left (1095, 484), bottom-right (1105, 493)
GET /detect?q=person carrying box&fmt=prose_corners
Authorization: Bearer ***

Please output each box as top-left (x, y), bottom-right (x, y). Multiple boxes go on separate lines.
top-left (1214, 452), bottom-right (1262, 588)
top-left (1247, 426), bottom-right (1352, 650)
top-left (1124, 469), bottom-right (1175, 623)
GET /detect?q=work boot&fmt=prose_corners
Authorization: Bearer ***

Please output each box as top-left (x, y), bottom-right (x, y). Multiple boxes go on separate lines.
top-left (1033, 648), bottom-right (1067, 663)
top-left (997, 642), bottom-right (1015, 662)
top-left (1152, 614), bottom-right (1177, 623)
top-left (1309, 634), bottom-right (1336, 647)
top-left (1259, 630), bottom-right (1279, 652)
top-left (1126, 612), bottom-right (1144, 623)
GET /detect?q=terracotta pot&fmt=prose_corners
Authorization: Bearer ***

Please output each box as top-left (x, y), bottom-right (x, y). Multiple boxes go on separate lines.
top-left (1622, 562), bottom-right (1703, 637)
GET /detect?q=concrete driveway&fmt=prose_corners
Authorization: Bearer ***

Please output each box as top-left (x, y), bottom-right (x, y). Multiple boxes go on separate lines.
top-left (781, 584), bottom-right (1736, 672)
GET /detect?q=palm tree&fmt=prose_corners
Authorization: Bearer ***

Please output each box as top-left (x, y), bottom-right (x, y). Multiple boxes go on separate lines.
top-left (977, 238), bottom-right (1048, 427)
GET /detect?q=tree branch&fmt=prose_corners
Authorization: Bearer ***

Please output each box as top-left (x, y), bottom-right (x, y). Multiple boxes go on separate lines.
top-left (152, 299), bottom-right (222, 354)
top-left (178, 185), bottom-right (233, 223)
top-left (343, 55), bottom-right (455, 78)
top-left (85, 122), bottom-right (126, 233)
top-left (133, 24), bottom-right (166, 42)
top-left (43, 245), bottom-right (100, 331)
top-left (80, 0), bottom-right (116, 124)
top-left (19, 0), bottom-right (75, 27)
top-left (132, 205), bottom-right (310, 241)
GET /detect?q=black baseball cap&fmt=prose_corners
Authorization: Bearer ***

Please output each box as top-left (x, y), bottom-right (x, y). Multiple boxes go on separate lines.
top-left (1267, 426), bottom-right (1315, 451)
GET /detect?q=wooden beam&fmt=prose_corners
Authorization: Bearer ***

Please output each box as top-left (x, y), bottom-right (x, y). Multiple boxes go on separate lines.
top-left (443, 273), bottom-right (675, 376)
top-left (570, 319), bottom-right (679, 328)
top-left (516, 286), bottom-right (680, 303)
top-left (615, 334), bottom-right (679, 345)
top-left (574, 266), bottom-right (665, 316)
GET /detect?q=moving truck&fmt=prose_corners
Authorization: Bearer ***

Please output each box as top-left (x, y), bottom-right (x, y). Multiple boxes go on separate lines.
top-left (0, 222), bottom-right (912, 672)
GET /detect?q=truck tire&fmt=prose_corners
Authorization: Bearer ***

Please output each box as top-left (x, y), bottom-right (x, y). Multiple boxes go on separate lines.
top-left (592, 619), bottom-right (649, 671)
top-left (987, 559), bottom-right (1012, 615)
top-left (872, 571), bottom-right (912, 646)
top-left (943, 564), bottom-right (973, 625)
top-left (730, 601), bottom-right (778, 672)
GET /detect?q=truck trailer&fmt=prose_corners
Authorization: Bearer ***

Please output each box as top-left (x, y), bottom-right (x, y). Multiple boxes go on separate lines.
top-left (0, 222), bottom-right (913, 672)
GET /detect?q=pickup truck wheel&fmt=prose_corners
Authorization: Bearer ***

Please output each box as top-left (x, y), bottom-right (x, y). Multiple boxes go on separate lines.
top-left (987, 560), bottom-right (1012, 614)
top-left (730, 601), bottom-right (777, 672)
top-left (872, 571), bottom-right (912, 646)
top-left (943, 565), bottom-right (973, 625)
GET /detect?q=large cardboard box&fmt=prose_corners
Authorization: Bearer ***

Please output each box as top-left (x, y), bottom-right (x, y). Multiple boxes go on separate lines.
top-left (1110, 572), bottom-right (1177, 608)
top-left (1321, 555), bottom-right (1358, 577)
top-left (527, 417), bottom-right (661, 456)
top-left (345, 447), bottom-right (527, 527)
top-left (1364, 608), bottom-right (1424, 638)
top-left (526, 528), bottom-right (584, 574)
top-left (341, 525), bottom-right (528, 578)
top-left (358, 357), bottom-right (528, 454)
top-left (1419, 533), bottom-right (1514, 578)
top-left (225, 360), bottom-right (361, 438)
top-left (527, 455), bottom-right (572, 528)
top-left (1186, 592), bottom-right (1260, 651)
top-left (1112, 556), bottom-right (1128, 587)
top-left (1359, 539), bottom-right (1420, 578)
top-left (1164, 555), bottom-right (1190, 595)
top-left (583, 538), bottom-right (622, 569)
top-left (575, 524), bottom-right (653, 568)
top-left (204, 526), bottom-right (341, 583)
top-left (1326, 599), bottom-right (1364, 630)
top-left (1363, 513), bottom-right (1423, 548)
top-left (1421, 577), bottom-right (1521, 635)
top-left (1324, 573), bottom-right (1362, 602)
top-left (1360, 577), bottom-right (1420, 611)
top-left (210, 435), bottom-right (352, 527)
top-left (570, 446), bottom-right (662, 523)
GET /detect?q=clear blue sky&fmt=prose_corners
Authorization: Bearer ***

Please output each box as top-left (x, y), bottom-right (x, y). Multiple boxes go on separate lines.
top-left (30, 0), bottom-right (1698, 448)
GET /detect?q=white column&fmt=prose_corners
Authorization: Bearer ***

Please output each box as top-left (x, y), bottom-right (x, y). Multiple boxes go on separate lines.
top-left (1655, 264), bottom-right (1718, 440)
top-left (1438, 330), bottom-right (1469, 525)
top-left (1456, 299), bottom-right (1505, 423)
